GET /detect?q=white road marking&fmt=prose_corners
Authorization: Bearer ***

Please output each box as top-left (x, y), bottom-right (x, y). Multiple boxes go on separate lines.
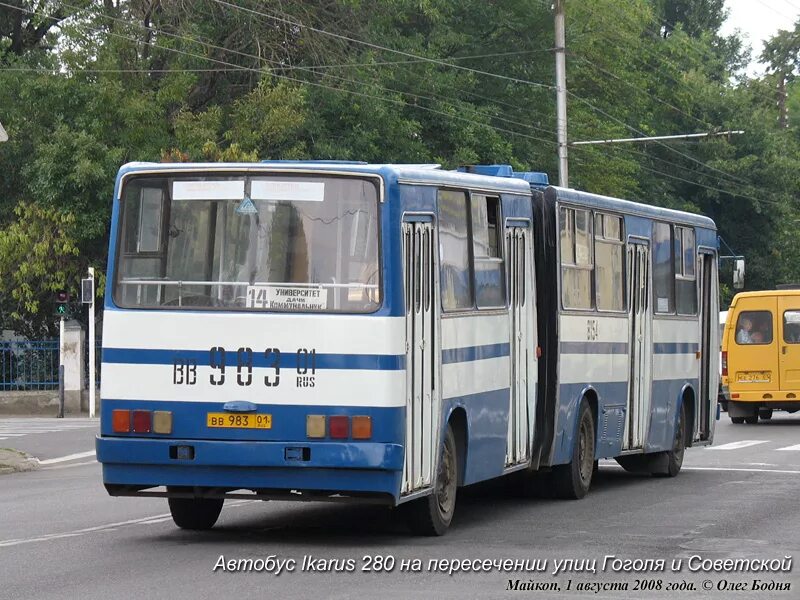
top-left (38, 450), bottom-right (96, 465)
top-left (706, 440), bottom-right (768, 450)
top-left (605, 463), bottom-right (800, 475)
top-left (0, 514), bottom-right (173, 547)
top-left (0, 500), bottom-right (259, 548)
top-left (776, 444), bottom-right (800, 451)
top-left (41, 460), bottom-right (98, 470)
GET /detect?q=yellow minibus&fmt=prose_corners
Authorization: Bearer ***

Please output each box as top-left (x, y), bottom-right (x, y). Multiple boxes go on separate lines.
top-left (722, 290), bottom-right (800, 423)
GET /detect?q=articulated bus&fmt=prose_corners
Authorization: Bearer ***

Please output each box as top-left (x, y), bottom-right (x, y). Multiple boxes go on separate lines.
top-left (96, 161), bottom-right (719, 535)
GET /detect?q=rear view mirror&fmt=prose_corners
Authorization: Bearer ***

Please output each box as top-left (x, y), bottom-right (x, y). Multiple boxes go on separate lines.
top-left (733, 259), bottom-right (745, 289)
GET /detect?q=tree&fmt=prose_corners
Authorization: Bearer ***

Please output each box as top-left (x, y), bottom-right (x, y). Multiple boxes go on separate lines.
top-left (0, 204), bottom-right (82, 338)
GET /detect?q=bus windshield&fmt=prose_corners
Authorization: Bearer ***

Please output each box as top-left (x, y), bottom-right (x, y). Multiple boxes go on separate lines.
top-left (114, 173), bottom-right (381, 313)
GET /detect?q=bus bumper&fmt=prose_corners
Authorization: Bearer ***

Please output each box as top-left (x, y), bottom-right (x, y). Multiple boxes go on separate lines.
top-left (96, 436), bottom-right (404, 503)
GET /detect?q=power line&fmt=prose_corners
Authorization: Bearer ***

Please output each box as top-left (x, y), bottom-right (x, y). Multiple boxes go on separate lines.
top-left (209, 0), bottom-right (556, 91)
top-left (570, 52), bottom-right (712, 129)
top-left (571, 143), bottom-right (785, 208)
top-left (2, 0), bottom-right (782, 206)
top-left (215, 0), bottom-right (760, 190)
top-left (0, 1), bottom-right (561, 150)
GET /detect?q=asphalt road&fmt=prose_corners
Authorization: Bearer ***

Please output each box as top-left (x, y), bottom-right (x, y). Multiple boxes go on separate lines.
top-left (1, 413), bottom-right (799, 600)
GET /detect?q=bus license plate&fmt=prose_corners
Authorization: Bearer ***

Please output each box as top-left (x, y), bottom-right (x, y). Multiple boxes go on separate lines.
top-left (207, 413), bottom-right (272, 429)
top-left (736, 371), bottom-right (771, 383)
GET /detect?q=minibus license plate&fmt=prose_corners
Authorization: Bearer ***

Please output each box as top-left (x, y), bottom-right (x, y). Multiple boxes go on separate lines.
top-left (207, 413), bottom-right (272, 429)
top-left (737, 371), bottom-right (771, 383)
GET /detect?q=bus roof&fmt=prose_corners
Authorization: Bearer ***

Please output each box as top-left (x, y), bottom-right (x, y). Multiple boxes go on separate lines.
top-left (115, 161), bottom-right (533, 196)
top-left (549, 186), bottom-right (716, 230)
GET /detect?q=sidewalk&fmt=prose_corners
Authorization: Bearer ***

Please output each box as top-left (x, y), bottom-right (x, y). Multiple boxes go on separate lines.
top-left (0, 389), bottom-right (100, 416)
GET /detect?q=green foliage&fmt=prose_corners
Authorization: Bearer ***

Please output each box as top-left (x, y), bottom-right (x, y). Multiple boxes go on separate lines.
top-left (0, 203), bottom-right (82, 337)
top-left (2, 0), bottom-right (800, 334)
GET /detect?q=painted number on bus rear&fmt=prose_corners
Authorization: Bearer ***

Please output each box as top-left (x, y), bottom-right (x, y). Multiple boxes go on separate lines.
top-left (172, 347), bottom-right (316, 388)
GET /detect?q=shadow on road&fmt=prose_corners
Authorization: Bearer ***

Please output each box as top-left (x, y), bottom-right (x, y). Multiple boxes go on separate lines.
top-left (141, 466), bottom-right (675, 546)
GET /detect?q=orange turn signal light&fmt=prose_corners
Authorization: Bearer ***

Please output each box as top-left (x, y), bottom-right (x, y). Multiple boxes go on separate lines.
top-left (351, 416), bottom-right (372, 440)
top-left (112, 409), bottom-right (131, 433)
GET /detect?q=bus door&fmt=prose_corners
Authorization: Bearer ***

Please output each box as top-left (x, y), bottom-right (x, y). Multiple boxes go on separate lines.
top-left (696, 253), bottom-right (719, 441)
top-left (402, 218), bottom-right (440, 494)
top-left (624, 240), bottom-right (652, 450)
top-left (505, 222), bottom-right (536, 466)
top-left (778, 295), bottom-right (800, 392)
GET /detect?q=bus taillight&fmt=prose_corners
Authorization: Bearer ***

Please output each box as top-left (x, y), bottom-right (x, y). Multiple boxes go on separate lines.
top-left (132, 410), bottom-right (152, 433)
top-left (722, 351), bottom-right (728, 376)
top-left (329, 416), bottom-right (349, 439)
top-left (112, 409), bottom-right (131, 433)
top-left (351, 416), bottom-right (372, 440)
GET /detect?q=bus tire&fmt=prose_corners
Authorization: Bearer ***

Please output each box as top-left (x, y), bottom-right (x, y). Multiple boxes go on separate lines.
top-left (406, 425), bottom-right (458, 536)
top-left (552, 399), bottom-right (595, 499)
top-left (731, 416), bottom-right (745, 424)
top-left (758, 408), bottom-right (773, 420)
top-left (744, 414), bottom-right (758, 424)
top-left (168, 495), bottom-right (224, 530)
top-left (652, 402), bottom-right (686, 478)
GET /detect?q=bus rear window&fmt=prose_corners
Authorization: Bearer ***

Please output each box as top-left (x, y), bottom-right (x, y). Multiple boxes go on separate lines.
top-left (114, 174), bottom-right (381, 313)
top-left (735, 310), bottom-right (773, 345)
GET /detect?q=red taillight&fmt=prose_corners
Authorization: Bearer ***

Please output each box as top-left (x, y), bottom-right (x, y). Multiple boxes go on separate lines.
top-left (132, 410), bottom-right (151, 433)
top-left (722, 351), bottom-right (728, 377)
top-left (112, 409), bottom-right (131, 433)
top-left (329, 416), bottom-right (349, 439)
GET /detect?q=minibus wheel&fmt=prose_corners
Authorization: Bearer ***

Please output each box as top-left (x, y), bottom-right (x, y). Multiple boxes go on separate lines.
top-left (552, 399), bottom-right (594, 499)
top-left (406, 425), bottom-right (458, 536)
top-left (167, 492), bottom-right (224, 530)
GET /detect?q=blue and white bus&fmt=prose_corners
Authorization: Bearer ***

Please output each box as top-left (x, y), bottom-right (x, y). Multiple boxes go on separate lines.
top-left (96, 161), bottom-right (719, 535)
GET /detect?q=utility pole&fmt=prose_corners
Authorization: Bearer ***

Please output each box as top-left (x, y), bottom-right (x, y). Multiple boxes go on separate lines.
top-left (83, 268), bottom-right (96, 418)
top-left (778, 73), bottom-right (789, 129)
top-left (554, 0), bottom-right (569, 187)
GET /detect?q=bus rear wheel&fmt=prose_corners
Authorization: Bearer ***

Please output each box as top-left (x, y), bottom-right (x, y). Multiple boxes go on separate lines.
top-left (552, 399), bottom-right (595, 499)
top-left (652, 401), bottom-right (686, 478)
top-left (168, 492), bottom-right (224, 530)
top-left (759, 408), bottom-right (773, 420)
top-left (731, 417), bottom-right (745, 424)
top-left (406, 425), bottom-right (458, 536)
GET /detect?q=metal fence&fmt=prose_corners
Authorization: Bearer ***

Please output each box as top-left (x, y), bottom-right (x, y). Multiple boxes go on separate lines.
top-left (0, 340), bottom-right (60, 391)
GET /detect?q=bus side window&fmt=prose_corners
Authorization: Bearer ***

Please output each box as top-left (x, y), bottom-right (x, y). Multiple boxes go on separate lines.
top-left (652, 222), bottom-right (674, 314)
top-left (595, 213), bottom-right (625, 311)
top-left (438, 189), bottom-right (473, 311)
top-left (560, 206), bottom-right (593, 310)
top-left (675, 226), bottom-right (697, 315)
top-left (472, 194), bottom-right (505, 309)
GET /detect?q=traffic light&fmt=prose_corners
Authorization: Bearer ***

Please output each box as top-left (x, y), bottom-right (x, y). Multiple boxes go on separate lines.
top-left (55, 290), bottom-right (71, 317)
